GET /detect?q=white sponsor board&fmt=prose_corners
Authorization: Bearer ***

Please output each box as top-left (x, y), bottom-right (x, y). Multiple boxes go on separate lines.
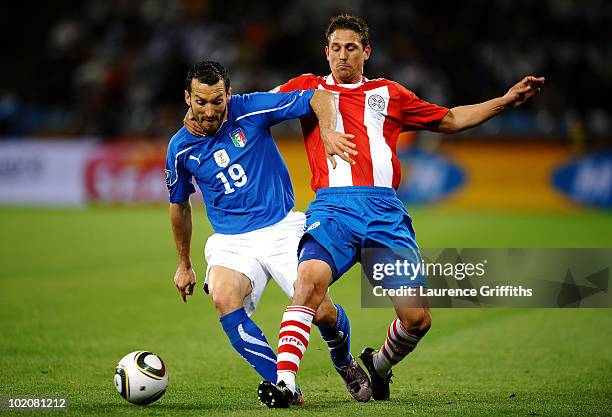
top-left (0, 140), bottom-right (95, 206)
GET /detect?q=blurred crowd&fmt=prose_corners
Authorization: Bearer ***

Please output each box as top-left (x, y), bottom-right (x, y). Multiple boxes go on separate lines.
top-left (0, 0), bottom-right (610, 144)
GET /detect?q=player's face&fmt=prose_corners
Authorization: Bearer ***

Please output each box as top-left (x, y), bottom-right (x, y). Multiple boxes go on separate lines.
top-left (185, 79), bottom-right (231, 136)
top-left (325, 29), bottom-right (371, 84)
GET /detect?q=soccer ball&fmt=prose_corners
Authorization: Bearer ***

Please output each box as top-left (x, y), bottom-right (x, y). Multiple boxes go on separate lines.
top-left (114, 351), bottom-right (168, 405)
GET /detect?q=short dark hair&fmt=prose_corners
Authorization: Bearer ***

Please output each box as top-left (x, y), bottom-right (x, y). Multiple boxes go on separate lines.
top-left (325, 14), bottom-right (370, 48)
top-left (185, 61), bottom-right (230, 93)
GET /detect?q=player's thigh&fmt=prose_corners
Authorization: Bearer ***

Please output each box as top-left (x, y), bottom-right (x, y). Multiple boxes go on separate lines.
top-left (293, 260), bottom-right (334, 308)
top-left (362, 202), bottom-right (427, 295)
top-left (363, 196), bottom-right (417, 249)
top-left (260, 211), bottom-right (306, 298)
top-left (301, 219), bottom-right (359, 281)
top-left (205, 234), bottom-right (270, 316)
top-left (266, 240), bottom-right (335, 301)
top-left (264, 237), bottom-right (336, 323)
top-left (207, 266), bottom-right (253, 299)
top-left (207, 266), bottom-right (253, 313)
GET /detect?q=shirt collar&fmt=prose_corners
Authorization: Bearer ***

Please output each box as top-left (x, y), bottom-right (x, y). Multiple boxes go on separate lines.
top-left (325, 73), bottom-right (368, 88)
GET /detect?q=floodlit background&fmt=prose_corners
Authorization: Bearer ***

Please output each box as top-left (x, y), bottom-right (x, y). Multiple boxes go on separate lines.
top-left (0, 1), bottom-right (610, 416)
top-left (1, 0), bottom-right (610, 208)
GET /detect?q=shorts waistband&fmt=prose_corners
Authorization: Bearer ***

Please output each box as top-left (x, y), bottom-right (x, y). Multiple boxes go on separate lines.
top-left (315, 186), bottom-right (398, 198)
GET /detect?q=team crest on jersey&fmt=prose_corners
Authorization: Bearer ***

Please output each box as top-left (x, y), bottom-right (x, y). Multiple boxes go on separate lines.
top-left (230, 128), bottom-right (247, 147)
top-left (367, 94), bottom-right (386, 112)
top-left (164, 169), bottom-right (172, 187)
top-left (213, 149), bottom-right (230, 168)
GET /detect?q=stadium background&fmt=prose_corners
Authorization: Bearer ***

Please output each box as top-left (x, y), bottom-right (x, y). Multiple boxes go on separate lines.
top-left (0, 1), bottom-right (610, 416)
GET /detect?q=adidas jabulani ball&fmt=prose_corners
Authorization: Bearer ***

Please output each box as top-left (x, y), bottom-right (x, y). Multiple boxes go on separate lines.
top-left (114, 351), bottom-right (168, 405)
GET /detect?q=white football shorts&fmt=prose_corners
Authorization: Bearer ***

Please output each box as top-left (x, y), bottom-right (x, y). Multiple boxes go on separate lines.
top-left (204, 211), bottom-right (306, 315)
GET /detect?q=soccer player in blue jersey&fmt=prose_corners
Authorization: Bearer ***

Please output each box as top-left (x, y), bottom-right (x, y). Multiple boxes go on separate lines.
top-left (166, 61), bottom-right (371, 404)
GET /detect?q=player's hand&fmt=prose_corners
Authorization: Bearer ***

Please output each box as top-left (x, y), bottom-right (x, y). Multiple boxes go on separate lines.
top-left (320, 128), bottom-right (358, 169)
top-left (502, 76), bottom-right (545, 108)
top-left (173, 264), bottom-right (196, 303)
top-left (183, 108), bottom-right (205, 137)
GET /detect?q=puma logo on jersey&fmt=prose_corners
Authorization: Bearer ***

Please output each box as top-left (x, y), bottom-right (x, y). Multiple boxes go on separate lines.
top-left (305, 221), bottom-right (320, 232)
top-left (189, 153), bottom-right (202, 164)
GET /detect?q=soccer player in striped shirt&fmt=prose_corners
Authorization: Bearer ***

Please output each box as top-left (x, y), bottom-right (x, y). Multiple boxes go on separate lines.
top-left (257, 14), bottom-right (543, 407)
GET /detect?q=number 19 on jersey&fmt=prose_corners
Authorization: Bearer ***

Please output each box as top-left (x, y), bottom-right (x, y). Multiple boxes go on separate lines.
top-left (215, 163), bottom-right (248, 194)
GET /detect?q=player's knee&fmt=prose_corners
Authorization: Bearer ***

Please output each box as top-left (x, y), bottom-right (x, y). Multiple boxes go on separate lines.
top-left (295, 265), bottom-right (328, 295)
top-left (418, 310), bottom-right (432, 335)
top-left (210, 288), bottom-right (243, 317)
top-left (398, 309), bottom-right (432, 337)
top-left (293, 271), bottom-right (329, 308)
top-left (293, 277), bottom-right (321, 299)
top-left (207, 267), bottom-right (251, 316)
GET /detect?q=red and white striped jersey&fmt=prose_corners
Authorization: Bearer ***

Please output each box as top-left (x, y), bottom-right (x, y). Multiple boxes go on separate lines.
top-left (274, 73), bottom-right (449, 191)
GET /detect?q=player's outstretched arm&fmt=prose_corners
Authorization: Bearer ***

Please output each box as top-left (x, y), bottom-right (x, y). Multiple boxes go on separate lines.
top-left (170, 200), bottom-right (196, 303)
top-left (438, 75), bottom-right (545, 134)
top-left (310, 90), bottom-right (357, 168)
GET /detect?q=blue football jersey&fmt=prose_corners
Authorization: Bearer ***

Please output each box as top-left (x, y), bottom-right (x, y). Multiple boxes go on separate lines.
top-left (165, 89), bottom-right (315, 234)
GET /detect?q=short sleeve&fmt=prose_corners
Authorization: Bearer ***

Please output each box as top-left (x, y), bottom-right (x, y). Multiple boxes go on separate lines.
top-left (236, 90), bottom-right (315, 128)
top-left (397, 84), bottom-right (449, 131)
top-left (165, 141), bottom-right (195, 203)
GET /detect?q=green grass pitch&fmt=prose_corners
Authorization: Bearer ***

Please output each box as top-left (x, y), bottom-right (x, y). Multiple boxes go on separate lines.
top-left (1, 206), bottom-right (611, 416)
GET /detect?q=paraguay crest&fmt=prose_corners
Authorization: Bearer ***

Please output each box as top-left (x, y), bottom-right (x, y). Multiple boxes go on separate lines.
top-left (367, 94), bottom-right (386, 112)
top-left (213, 149), bottom-right (230, 168)
top-left (230, 128), bottom-right (247, 147)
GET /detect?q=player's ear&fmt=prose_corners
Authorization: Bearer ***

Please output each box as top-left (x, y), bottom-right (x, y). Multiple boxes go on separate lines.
top-left (364, 45), bottom-right (371, 61)
top-left (184, 90), bottom-right (191, 107)
top-left (325, 45), bottom-right (330, 61)
top-left (227, 86), bottom-right (232, 100)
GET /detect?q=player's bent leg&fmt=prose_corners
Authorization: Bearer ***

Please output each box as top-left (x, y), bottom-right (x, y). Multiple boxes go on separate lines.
top-left (207, 266), bottom-right (253, 316)
top-left (292, 259), bottom-right (333, 307)
top-left (295, 237), bottom-right (371, 401)
top-left (207, 266), bottom-right (278, 383)
top-left (279, 260), bottom-right (330, 383)
top-left (360, 301), bottom-right (431, 401)
top-left (259, 260), bottom-right (332, 408)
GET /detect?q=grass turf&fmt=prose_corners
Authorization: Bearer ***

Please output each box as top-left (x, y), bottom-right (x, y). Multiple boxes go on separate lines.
top-left (0, 206), bottom-right (611, 416)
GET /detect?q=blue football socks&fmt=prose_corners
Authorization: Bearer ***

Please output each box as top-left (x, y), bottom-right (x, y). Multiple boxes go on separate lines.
top-left (317, 303), bottom-right (352, 368)
top-left (220, 307), bottom-right (277, 382)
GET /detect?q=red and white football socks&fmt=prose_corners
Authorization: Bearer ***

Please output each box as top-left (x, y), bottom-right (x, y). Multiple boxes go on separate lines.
top-left (276, 305), bottom-right (315, 393)
top-left (373, 318), bottom-right (421, 377)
